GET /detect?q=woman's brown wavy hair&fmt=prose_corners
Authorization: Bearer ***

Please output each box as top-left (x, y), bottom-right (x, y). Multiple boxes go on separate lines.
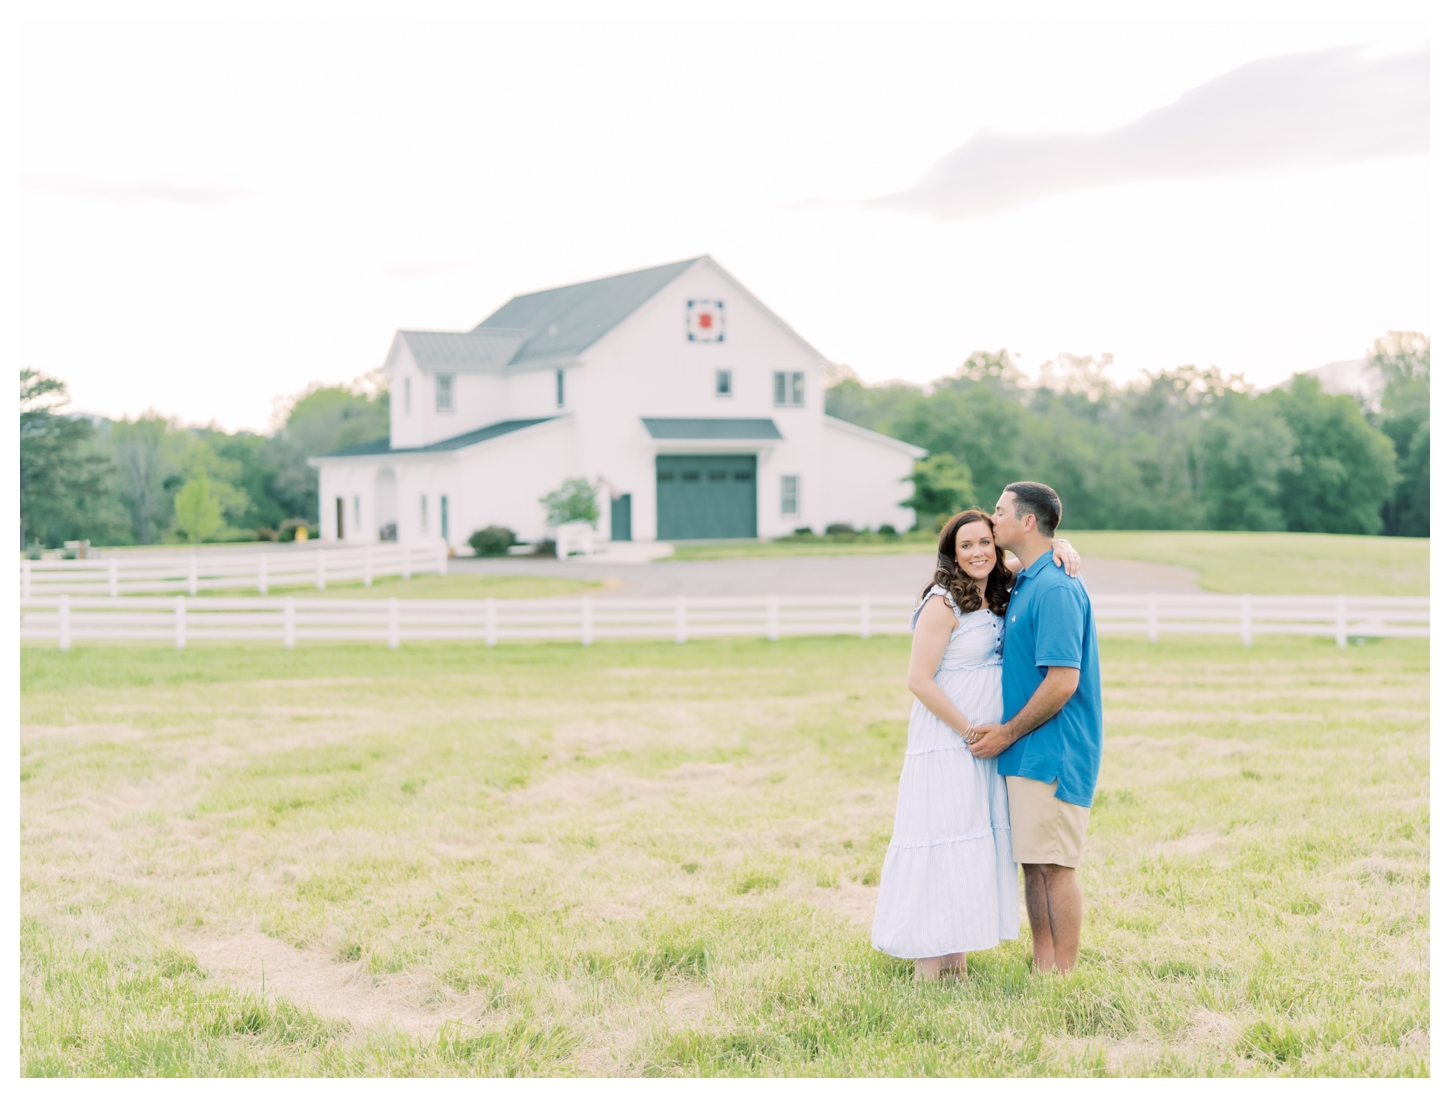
top-left (920, 509), bottom-right (1013, 617)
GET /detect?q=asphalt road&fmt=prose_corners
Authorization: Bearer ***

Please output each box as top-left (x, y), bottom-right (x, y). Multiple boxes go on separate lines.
top-left (449, 551), bottom-right (1200, 598)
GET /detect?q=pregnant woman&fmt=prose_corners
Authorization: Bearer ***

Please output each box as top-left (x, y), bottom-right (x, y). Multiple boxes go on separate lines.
top-left (870, 509), bottom-right (1079, 979)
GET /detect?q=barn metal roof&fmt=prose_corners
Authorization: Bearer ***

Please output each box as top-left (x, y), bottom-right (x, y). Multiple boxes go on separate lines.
top-left (320, 417), bottom-right (559, 458)
top-left (474, 258), bottom-right (702, 364)
top-left (398, 328), bottom-right (530, 370)
top-left (641, 418), bottom-right (784, 440)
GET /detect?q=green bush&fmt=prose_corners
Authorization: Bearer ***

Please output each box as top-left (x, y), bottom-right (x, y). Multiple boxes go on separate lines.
top-left (468, 526), bottom-right (518, 557)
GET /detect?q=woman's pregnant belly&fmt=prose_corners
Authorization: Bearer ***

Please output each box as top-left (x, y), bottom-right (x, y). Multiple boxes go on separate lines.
top-left (906, 664), bottom-right (1004, 754)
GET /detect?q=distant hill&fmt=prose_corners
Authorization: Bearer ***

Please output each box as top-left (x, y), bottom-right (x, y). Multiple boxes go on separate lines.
top-left (1269, 358), bottom-right (1379, 407)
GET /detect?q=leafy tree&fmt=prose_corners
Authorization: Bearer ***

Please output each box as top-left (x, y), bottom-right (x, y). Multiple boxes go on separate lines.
top-left (19, 370), bottom-right (117, 548)
top-left (173, 473), bottom-right (224, 543)
top-left (106, 414), bottom-right (190, 544)
top-left (904, 454), bottom-right (976, 530)
top-left (265, 381), bottom-right (389, 524)
top-left (540, 477), bottom-right (600, 528)
top-left (1198, 393), bottom-right (1297, 530)
top-left (1265, 375), bottom-right (1397, 535)
top-left (1368, 331), bottom-right (1430, 537)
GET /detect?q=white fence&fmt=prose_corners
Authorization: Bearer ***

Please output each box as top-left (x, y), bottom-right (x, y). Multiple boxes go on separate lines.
top-left (17, 542), bottom-right (448, 598)
top-left (17, 593), bottom-right (1429, 651)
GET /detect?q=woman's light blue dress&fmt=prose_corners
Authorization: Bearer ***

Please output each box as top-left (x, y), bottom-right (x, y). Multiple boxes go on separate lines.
top-left (870, 585), bottom-right (1020, 959)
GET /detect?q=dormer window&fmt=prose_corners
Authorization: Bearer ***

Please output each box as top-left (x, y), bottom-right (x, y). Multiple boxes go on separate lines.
top-left (436, 374), bottom-right (454, 412)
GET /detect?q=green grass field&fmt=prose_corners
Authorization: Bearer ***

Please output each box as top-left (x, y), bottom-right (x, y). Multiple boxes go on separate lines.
top-left (21, 634), bottom-right (1427, 1077)
top-left (671, 532), bottom-right (1429, 597)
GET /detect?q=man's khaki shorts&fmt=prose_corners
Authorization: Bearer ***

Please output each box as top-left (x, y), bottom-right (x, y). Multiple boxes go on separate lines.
top-left (1006, 776), bottom-right (1091, 868)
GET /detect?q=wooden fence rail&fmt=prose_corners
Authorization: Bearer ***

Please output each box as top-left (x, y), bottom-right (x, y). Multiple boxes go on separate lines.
top-left (18, 542), bottom-right (448, 597)
top-left (18, 593), bottom-right (1429, 651)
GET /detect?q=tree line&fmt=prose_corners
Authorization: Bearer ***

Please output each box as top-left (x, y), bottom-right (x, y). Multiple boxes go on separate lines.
top-left (826, 332), bottom-right (1429, 537)
top-left (19, 372), bottom-right (388, 551)
top-left (17, 330), bottom-right (1429, 550)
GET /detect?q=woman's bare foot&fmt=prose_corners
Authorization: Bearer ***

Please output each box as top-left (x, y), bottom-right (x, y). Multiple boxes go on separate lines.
top-left (939, 951), bottom-right (967, 979)
top-left (914, 956), bottom-right (942, 981)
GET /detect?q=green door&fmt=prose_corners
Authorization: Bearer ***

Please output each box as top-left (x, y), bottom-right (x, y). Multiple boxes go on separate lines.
top-left (655, 454), bottom-right (757, 540)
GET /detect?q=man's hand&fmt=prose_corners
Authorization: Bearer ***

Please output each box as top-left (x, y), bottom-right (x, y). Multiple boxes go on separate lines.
top-left (968, 722), bottom-right (1015, 758)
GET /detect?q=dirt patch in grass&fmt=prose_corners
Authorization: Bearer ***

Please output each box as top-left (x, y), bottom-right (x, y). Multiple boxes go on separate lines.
top-left (186, 930), bottom-right (491, 1039)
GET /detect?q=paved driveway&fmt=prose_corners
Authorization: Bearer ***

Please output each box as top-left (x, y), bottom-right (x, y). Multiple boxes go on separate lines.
top-left (450, 551), bottom-right (1200, 598)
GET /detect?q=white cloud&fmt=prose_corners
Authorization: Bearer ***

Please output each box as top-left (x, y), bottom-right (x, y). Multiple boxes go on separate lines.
top-left (21, 177), bottom-right (249, 205)
top-left (873, 45), bottom-right (1429, 218)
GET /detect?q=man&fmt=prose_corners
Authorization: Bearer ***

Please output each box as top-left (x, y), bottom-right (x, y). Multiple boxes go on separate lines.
top-left (968, 482), bottom-right (1102, 973)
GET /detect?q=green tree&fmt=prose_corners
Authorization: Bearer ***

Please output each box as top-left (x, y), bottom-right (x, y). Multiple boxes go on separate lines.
top-left (265, 380), bottom-right (389, 524)
top-left (173, 473), bottom-right (225, 543)
top-left (1266, 375), bottom-right (1397, 535)
top-left (540, 477), bottom-right (600, 528)
top-left (1368, 331), bottom-right (1429, 537)
top-left (904, 454), bottom-right (976, 530)
top-left (1198, 392), bottom-right (1297, 530)
top-left (106, 414), bottom-right (189, 544)
top-left (19, 370), bottom-right (117, 549)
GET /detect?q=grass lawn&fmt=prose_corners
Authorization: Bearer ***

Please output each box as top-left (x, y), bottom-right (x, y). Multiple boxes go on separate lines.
top-left (21, 635), bottom-right (1427, 1077)
top-left (671, 532), bottom-right (1429, 597)
top-left (197, 573), bottom-right (605, 601)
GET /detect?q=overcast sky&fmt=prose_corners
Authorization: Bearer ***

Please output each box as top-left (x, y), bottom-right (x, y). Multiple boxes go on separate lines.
top-left (8, 14), bottom-right (1432, 432)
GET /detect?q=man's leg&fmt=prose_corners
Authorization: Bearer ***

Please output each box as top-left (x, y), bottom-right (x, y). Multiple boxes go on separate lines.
top-left (1040, 864), bottom-right (1082, 971)
top-left (1021, 864), bottom-right (1055, 971)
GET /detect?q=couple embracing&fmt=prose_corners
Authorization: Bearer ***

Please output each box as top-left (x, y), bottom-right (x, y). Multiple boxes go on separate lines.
top-left (870, 481), bottom-right (1103, 979)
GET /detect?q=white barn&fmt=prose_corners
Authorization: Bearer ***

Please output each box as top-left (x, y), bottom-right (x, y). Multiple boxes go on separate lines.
top-left (310, 257), bottom-right (924, 549)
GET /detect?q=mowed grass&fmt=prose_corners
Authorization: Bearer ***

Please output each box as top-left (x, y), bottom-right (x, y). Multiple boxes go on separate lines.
top-left (20, 635), bottom-right (1427, 1077)
top-left (1056, 531), bottom-right (1429, 597)
top-left (671, 531), bottom-right (1429, 597)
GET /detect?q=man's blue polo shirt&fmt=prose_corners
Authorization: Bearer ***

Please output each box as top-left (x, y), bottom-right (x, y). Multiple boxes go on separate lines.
top-left (996, 550), bottom-right (1103, 808)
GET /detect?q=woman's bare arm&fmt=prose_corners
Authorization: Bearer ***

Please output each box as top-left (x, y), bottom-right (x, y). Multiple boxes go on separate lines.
top-left (1004, 539), bottom-right (1081, 577)
top-left (906, 597), bottom-right (972, 738)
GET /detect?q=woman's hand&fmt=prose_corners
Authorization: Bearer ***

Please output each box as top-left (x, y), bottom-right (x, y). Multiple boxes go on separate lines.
top-left (1051, 538), bottom-right (1081, 577)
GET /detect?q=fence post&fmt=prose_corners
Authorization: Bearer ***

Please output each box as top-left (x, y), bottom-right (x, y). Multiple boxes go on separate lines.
top-left (22, 559), bottom-right (32, 599)
top-left (1335, 594), bottom-right (1348, 648)
top-left (1240, 594), bottom-right (1253, 646)
top-left (860, 595), bottom-right (872, 640)
top-left (363, 546), bottom-right (373, 588)
top-left (283, 597), bottom-right (295, 649)
top-left (258, 553), bottom-right (268, 594)
top-left (485, 598), bottom-right (497, 647)
top-left (188, 554), bottom-right (198, 596)
top-left (316, 549), bottom-right (325, 591)
top-left (674, 597), bottom-right (687, 644)
top-left (581, 597), bottom-right (594, 646)
top-left (767, 595), bottom-right (779, 642)
top-left (1147, 595), bottom-right (1159, 643)
top-left (58, 594), bottom-right (70, 652)
top-left (387, 597), bottom-right (400, 649)
top-left (402, 543), bottom-right (412, 581)
top-left (175, 596), bottom-right (187, 650)
top-left (109, 559), bottom-right (119, 599)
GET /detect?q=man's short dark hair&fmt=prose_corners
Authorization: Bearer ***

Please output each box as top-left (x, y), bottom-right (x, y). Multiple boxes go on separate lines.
top-left (1004, 481), bottom-right (1061, 537)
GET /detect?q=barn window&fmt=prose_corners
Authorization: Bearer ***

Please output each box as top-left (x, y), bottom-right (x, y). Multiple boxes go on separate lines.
top-left (404, 377), bottom-right (412, 413)
top-left (716, 369), bottom-right (732, 397)
top-left (781, 475), bottom-right (800, 515)
top-left (440, 495), bottom-right (450, 541)
top-left (420, 494), bottom-right (428, 532)
top-left (353, 496), bottom-right (361, 527)
top-left (773, 371), bottom-right (804, 407)
top-left (436, 374), bottom-right (454, 412)
top-left (556, 369), bottom-right (565, 408)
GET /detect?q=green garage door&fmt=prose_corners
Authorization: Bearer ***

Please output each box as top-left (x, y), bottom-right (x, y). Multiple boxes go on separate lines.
top-left (656, 454), bottom-right (757, 540)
